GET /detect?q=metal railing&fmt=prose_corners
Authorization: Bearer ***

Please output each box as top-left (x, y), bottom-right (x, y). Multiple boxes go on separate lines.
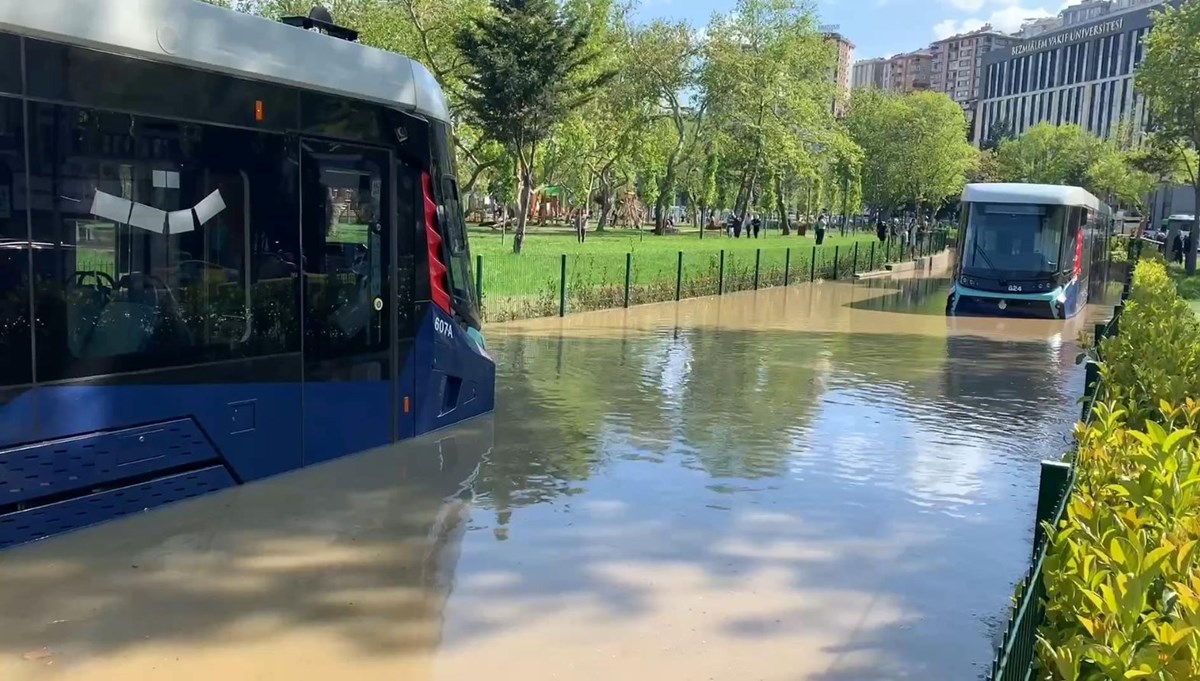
top-left (986, 239), bottom-right (1134, 681)
top-left (475, 230), bottom-right (951, 322)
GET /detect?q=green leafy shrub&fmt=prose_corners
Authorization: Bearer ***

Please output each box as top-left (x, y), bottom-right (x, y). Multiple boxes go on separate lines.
top-left (1098, 260), bottom-right (1200, 427)
top-left (1038, 402), bottom-right (1200, 681)
top-left (1035, 259), bottom-right (1200, 680)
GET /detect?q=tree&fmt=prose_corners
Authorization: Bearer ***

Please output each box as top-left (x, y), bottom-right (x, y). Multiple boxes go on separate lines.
top-left (702, 0), bottom-right (835, 233)
top-left (970, 149), bottom-right (1003, 183)
top-left (1137, 0), bottom-right (1200, 273)
top-left (629, 20), bottom-right (704, 234)
top-left (979, 117), bottom-right (1013, 152)
top-left (846, 88), bottom-right (907, 217)
top-left (898, 92), bottom-right (975, 223)
top-left (456, 0), bottom-right (611, 253)
top-left (994, 123), bottom-right (1100, 186)
top-left (1085, 143), bottom-right (1155, 210)
top-left (847, 89), bottom-right (971, 221)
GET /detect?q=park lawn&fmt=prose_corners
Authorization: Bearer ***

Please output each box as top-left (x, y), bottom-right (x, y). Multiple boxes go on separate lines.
top-left (469, 223), bottom-right (926, 319)
top-left (470, 224), bottom-right (886, 300)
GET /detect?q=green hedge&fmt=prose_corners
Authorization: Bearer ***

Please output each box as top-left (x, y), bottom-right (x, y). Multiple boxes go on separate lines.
top-left (1037, 260), bottom-right (1200, 680)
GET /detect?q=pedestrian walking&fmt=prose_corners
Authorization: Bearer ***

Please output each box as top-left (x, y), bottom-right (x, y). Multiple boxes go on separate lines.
top-left (574, 207), bottom-right (587, 243)
top-left (876, 219), bottom-right (887, 243)
top-left (751, 215), bottom-right (761, 239)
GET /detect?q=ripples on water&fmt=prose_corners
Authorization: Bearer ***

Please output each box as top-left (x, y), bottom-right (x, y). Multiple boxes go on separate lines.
top-left (466, 277), bottom-right (1110, 679)
top-left (0, 275), bottom-right (1119, 681)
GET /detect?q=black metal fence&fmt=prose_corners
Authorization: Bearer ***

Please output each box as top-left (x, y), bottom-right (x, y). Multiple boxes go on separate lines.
top-left (477, 230), bottom-right (951, 322)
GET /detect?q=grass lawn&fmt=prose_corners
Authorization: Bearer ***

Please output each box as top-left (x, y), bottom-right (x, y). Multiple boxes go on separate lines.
top-left (469, 222), bottom-right (946, 321)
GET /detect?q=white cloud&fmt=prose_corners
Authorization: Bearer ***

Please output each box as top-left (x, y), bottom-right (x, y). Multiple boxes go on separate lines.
top-left (932, 3), bottom-right (1058, 39)
top-left (934, 18), bottom-right (986, 40)
top-left (943, 0), bottom-right (987, 10)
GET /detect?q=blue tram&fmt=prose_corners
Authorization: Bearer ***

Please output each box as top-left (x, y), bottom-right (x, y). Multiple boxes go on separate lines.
top-left (0, 1), bottom-right (495, 548)
top-left (947, 183), bottom-right (1113, 319)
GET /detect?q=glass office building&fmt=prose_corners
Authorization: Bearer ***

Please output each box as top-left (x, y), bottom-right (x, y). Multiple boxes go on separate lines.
top-left (973, 1), bottom-right (1171, 146)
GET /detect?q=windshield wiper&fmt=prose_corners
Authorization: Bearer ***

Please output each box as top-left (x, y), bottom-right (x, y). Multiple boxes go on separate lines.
top-left (970, 241), bottom-right (1000, 274)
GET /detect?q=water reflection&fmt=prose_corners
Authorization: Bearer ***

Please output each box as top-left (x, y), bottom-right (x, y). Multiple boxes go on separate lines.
top-left (463, 280), bottom-right (1109, 680)
top-left (0, 419), bottom-right (492, 680)
top-left (0, 276), bottom-right (1118, 681)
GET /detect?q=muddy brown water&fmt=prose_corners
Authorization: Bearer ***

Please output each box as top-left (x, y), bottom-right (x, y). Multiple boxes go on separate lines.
top-left (0, 271), bottom-right (1119, 681)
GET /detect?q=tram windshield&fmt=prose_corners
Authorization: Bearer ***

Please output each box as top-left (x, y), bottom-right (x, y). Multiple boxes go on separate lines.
top-left (962, 202), bottom-right (1068, 279)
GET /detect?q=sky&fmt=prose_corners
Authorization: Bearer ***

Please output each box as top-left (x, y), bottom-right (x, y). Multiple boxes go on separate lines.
top-left (633, 0), bottom-right (1078, 60)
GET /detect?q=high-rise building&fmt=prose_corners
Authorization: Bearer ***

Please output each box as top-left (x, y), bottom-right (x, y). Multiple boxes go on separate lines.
top-left (852, 58), bottom-right (887, 90)
top-left (930, 25), bottom-right (1014, 111)
top-left (824, 31), bottom-right (855, 108)
top-left (884, 50), bottom-right (933, 93)
top-left (974, 1), bottom-right (1172, 147)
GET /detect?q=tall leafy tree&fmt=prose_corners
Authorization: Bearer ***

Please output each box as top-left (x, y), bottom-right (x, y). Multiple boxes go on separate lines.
top-left (456, 0), bottom-right (611, 253)
top-left (993, 123), bottom-right (1100, 187)
top-left (1137, 0), bottom-right (1200, 273)
top-left (629, 20), bottom-right (705, 234)
top-left (702, 0), bottom-right (834, 232)
top-left (900, 92), bottom-right (974, 222)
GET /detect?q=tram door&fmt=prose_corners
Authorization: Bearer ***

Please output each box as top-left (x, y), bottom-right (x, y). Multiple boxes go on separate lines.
top-left (395, 160), bottom-right (420, 440)
top-left (299, 139), bottom-right (396, 464)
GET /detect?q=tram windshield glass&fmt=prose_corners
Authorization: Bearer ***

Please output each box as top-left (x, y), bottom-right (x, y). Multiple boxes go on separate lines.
top-left (962, 202), bottom-right (1069, 279)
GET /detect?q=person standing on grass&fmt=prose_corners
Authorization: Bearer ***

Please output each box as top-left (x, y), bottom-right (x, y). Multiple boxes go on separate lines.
top-left (574, 207), bottom-right (587, 243)
top-left (751, 214), bottom-right (761, 239)
top-left (815, 212), bottom-right (828, 246)
top-left (876, 219), bottom-right (887, 243)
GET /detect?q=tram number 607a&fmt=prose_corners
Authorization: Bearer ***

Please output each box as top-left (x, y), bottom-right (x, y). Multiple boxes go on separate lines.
top-left (434, 316), bottom-right (454, 339)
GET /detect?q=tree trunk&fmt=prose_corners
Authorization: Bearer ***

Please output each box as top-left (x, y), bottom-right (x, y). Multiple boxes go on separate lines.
top-left (655, 168), bottom-right (675, 235)
top-left (775, 173), bottom-right (790, 236)
top-left (734, 167), bottom-right (751, 218)
top-left (597, 187), bottom-right (613, 231)
top-left (737, 161), bottom-right (760, 223)
top-left (513, 158), bottom-right (533, 254)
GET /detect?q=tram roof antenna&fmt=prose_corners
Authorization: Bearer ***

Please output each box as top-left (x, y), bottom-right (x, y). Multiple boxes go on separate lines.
top-left (280, 4), bottom-right (359, 43)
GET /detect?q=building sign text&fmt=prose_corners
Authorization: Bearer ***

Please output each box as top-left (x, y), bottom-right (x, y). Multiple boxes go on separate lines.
top-left (1011, 18), bottom-right (1125, 56)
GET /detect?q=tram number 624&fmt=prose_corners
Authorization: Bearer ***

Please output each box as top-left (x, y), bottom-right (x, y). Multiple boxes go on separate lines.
top-left (1007, 284), bottom-right (1022, 292)
top-left (434, 316), bottom-right (454, 339)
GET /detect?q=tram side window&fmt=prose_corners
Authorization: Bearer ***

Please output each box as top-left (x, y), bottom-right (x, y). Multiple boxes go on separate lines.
top-left (0, 33), bottom-right (20, 95)
top-left (429, 122), bottom-right (477, 317)
top-left (1060, 207), bottom-right (1083, 275)
top-left (27, 103), bottom-right (301, 381)
top-left (0, 97), bottom-right (32, 387)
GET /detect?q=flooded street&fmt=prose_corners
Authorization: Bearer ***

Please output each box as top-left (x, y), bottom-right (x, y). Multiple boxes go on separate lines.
top-left (0, 272), bottom-right (1117, 681)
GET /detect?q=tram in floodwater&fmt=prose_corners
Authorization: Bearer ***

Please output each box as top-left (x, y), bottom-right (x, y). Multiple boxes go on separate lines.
top-left (947, 183), bottom-right (1113, 319)
top-left (0, 0), bottom-right (494, 548)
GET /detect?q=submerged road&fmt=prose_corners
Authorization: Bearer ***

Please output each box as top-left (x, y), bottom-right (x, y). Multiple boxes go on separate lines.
top-left (0, 272), bottom-right (1117, 681)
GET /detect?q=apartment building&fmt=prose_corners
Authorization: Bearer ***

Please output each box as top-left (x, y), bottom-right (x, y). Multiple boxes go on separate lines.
top-left (851, 58), bottom-right (886, 90)
top-left (884, 50), bottom-right (933, 93)
top-left (824, 31), bottom-right (855, 105)
top-left (929, 25), bottom-right (1014, 116)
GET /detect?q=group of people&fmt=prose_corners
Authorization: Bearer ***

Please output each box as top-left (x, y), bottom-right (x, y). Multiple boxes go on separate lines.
top-left (875, 218), bottom-right (919, 246)
top-left (724, 213), bottom-right (764, 239)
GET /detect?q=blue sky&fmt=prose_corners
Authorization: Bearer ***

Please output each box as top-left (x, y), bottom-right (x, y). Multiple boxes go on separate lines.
top-left (633, 0), bottom-right (1074, 60)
